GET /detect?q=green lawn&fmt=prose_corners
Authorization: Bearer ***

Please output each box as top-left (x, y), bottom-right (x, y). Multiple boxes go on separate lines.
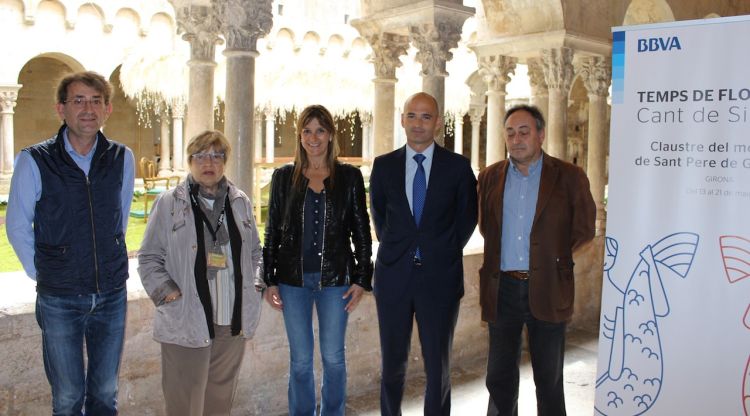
top-left (0, 198), bottom-right (267, 273)
top-left (0, 201), bottom-right (148, 273)
top-left (0, 223), bottom-right (20, 273)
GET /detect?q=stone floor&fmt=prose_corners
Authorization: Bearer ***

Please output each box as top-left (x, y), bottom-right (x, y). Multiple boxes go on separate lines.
top-left (345, 328), bottom-right (599, 416)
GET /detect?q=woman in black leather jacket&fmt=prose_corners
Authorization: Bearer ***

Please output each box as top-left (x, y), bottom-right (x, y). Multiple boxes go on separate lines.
top-left (263, 104), bottom-right (372, 416)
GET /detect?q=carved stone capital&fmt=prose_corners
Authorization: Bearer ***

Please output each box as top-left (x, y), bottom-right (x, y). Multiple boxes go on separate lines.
top-left (360, 112), bottom-right (373, 126)
top-left (263, 105), bottom-right (275, 118)
top-left (541, 47), bottom-right (575, 92)
top-left (410, 20), bottom-right (463, 77)
top-left (366, 32), bottom-right (409, 79)
top-left (469, 106), bottom-right (484, 124)
top-left (477, 55), bottom-right (517, 92)
top-left (174, 4), bottom-right (222, 61)
top-left (214, 0), bottom-right (272, 52)
top-left (575, 56), bottom-right (611, 97)
top-left (527, 58), bottom-right (548, 95)
top-left (160, 109), bottom-right (171, 121)
top-left (171, 99), bottom-right (186, 119)
top-left (0, 86), bottom-right (21, 113)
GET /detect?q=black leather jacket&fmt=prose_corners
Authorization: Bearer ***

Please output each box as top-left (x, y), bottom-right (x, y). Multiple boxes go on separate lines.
top-left (263, 163), bottom-right (373, 290)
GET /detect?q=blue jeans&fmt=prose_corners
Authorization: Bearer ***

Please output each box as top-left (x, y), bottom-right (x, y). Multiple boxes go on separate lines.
top-left (279, 272), bottom-right (350, 416)
top-left (35, 287), bottom-right (127, 416)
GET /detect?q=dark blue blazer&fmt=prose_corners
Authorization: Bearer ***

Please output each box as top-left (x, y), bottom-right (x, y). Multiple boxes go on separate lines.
top-left (369, 144), bottom-right (478, 302)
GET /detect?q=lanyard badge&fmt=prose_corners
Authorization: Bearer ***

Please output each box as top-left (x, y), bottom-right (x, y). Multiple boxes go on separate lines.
top-left (190, 187), bottom-right (229, 271)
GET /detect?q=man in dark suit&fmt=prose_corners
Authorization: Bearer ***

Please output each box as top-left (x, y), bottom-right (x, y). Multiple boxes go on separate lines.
top-left (370, 92), bottom-right (478, 415)
top-left (477, 104), bottom-right (596, 416)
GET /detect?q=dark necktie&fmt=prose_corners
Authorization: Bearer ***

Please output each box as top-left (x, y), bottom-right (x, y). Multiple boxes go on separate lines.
top-left (413, 154), bottom-right (426, 262)
top-left (412, 153), bottom-right (426, 226)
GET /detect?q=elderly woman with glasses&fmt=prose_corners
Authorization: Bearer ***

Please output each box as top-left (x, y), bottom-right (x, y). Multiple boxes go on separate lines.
top-left (138, 130), bottom-right (263, 416)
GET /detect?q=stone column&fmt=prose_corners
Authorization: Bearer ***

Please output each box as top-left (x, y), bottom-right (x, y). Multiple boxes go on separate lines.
top-left (527, 58), bottom-right (550, 152)
top-left (216, 0), bottom-right (272, 194)
top-left (174, 3), bottom-right (222, 146)
top-left (253, 109), bottom-right (263, 162)
top-left (453, 112), bottom-right (464, 155)
top-left (171, 100), bottom-right (186, 172)
top-left (469, 106), bottom-right (483, 171)
top-left (541, 47), bottom-right (575, 160)
top-left (527, 58), bottom-right (549, 123)
top-left (410, 20), bottom-right (464, 136)
top-left (361, 112), bottom-right (373, 160)
top-left (264, 106), bottom-right (274, 162)
top-left (158, 111), bottom-right (172, 175)
top-left (0, 85), bottom-right (21, 178)
top-left (363, 32), bottom-right (408, 156)
top-left (576, 56), bottom-right (611, 234)
top-left (478, 55), bottom-right (516, 165)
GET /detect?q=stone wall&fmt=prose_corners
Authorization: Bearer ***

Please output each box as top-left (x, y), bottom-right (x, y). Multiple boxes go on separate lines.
top-left (0, 242), bottom-right (603, 415)
top-left (0, 251), bottom-right (486, 415)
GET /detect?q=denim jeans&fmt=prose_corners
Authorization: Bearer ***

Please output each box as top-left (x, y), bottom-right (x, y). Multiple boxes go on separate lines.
top-left (35, 287), bottom-right (127, 416)
top-left (486, 275), bottom-right (566, 416)
top-left (279, 272), bottom-right (349, 416)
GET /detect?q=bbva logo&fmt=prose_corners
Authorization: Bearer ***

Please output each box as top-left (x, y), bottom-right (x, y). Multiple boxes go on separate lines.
top-left (637, 36), bottom-right (682, 52)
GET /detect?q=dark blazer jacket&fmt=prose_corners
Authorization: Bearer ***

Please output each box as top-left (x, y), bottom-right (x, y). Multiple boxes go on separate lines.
top-left (370, 144), bottom-right (478, 302)
top-left (477, 153), bottom-right (596, 323)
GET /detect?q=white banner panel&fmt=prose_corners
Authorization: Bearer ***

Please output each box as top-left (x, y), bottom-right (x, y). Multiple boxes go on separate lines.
top-left (596, 16), bottom-right (750, 416)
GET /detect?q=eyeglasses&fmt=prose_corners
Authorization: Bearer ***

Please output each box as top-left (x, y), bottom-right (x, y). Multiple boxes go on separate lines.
top-left (63, 98), bottom-right (104, 108)
top-left (191, 152), bottom-right (225, 163)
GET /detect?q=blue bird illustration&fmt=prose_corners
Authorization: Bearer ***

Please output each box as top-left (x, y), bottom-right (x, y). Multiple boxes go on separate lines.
top-left (596, 233), bottom-right (699, 415)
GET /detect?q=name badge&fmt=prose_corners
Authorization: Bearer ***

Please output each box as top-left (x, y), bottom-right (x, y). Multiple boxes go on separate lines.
top-left (207, 250), bottom-right (227, 269)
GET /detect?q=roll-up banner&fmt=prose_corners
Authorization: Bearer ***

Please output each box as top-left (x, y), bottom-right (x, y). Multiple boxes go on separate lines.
top-left (596, 16), bottom-right (750, 416)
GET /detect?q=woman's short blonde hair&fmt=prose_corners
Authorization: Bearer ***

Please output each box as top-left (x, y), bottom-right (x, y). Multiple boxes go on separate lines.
top-left (186, 130), bottom-right (231, 163)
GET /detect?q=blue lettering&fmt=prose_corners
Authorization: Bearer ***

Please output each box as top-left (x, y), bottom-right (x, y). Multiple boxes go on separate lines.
top-left (637, 39), bottom-right (648, 52)
top-left (637, 36), bottom-right (682, 52)
top-left (649, 38), bottom-right (660, 51)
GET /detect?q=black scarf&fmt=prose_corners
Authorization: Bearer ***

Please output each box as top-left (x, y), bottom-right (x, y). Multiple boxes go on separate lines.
top-left (189, 175), bottom-right (230, 280)
top-left (188, 177), bottom-right (244, 338)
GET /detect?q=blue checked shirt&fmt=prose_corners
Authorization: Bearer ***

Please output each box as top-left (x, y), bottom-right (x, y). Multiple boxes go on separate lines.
top-left (500, 155), bottom-right (543, 271)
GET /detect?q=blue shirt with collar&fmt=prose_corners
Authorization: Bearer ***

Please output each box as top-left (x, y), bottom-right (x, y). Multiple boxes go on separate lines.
top-left (500, 154), bottom-right (543, 272)
top-left (405, 142), bottom-right (435, 213)
top-left (5, 127), bottom-right (135, 280)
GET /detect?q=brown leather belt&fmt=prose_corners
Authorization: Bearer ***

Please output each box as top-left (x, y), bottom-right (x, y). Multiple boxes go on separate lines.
top-left (503, 270), bottom-right (530, 280)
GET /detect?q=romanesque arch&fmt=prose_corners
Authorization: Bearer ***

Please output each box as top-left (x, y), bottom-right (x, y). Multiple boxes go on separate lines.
top-left (567, 74), bottom-right (589, 169)
top-left (622, 0), bottom-right (675, 25)
top-left (112, 7), bottom-right (140, 48)
top-left (480, 0), bottom-right (564, 36)
top-left (14, 54), bottom-right (82, 151)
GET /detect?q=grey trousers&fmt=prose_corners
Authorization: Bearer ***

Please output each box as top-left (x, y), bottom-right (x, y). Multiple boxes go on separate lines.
top-left (161, 325), bottom-right (246, 416)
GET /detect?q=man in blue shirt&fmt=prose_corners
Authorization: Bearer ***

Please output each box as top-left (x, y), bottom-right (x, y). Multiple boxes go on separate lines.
top-left (370, 92), bottom-right (478, 415)
top-left (477, 105), bottom-right (596, 416)
top-left (6, 71), bottom-right (135, 415)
